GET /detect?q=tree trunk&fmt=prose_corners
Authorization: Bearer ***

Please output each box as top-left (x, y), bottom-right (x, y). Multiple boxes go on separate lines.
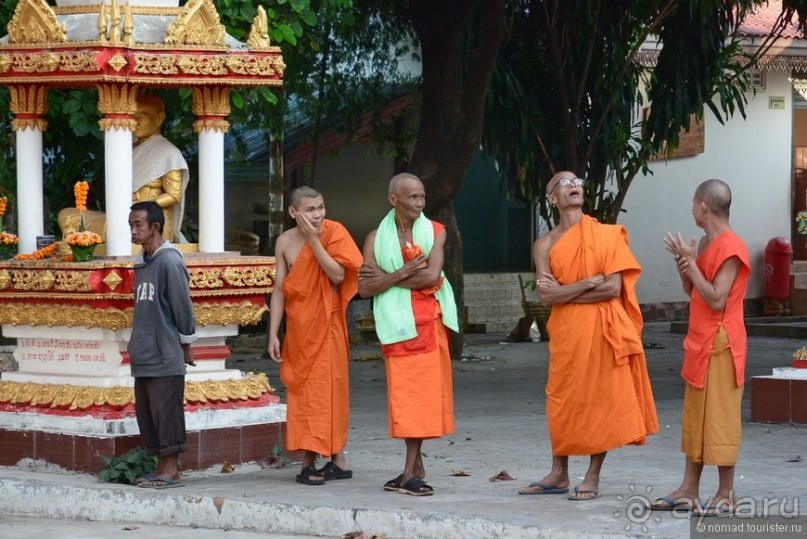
top-left (268, 96), bottom-right (285, 255)
top-left (403, 0), bottom-right (506, 359)
top-left (435, 205), bottom-right (464, 361)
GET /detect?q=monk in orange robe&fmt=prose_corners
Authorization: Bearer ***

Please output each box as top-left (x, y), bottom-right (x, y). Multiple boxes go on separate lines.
top-left (268, 186), bottom-right (362, 486)
top-left (520, 171), bottom-right (658, 500)
top-left (358, 173), bottom-right (459, 497)
top-left (653, 179), bottom-right (750, 515)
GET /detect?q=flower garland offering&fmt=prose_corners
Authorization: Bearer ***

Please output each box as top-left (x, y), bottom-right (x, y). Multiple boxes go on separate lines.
top-left (74, 181), bottom-right (89, 212)
top-left (0, 196), bottom-right (18, 246)
top-left (64, 181), bottom-right (102, 247)
top-left (14, 242), bottom-right (58, 261)
top-left (65, 230), bottom-right (103, 246)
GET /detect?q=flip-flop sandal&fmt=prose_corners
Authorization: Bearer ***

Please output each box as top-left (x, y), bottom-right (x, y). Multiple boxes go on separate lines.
top-left (320, 461), bottom-right (353, 481)
top-left (518, 481), bottom-right (570, 495)
top-left (137, 477), bottom-right (184, 489)
top-left (694, 505), bottom-right (734, 517)
top-left (295, 465), bottom-right (325, 486)
top-left (649, 496), bottom-right (693, 512)
top-left (383, 473), bottom-right (404, 491)
top-left (398, 477), bottom-right (434, 497)
top-left (134, 473), bottom-right (155, 486)
top-left (567, 486), bottom-right (600, 501)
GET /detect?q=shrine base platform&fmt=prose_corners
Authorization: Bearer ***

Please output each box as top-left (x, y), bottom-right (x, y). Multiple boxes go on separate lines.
top-left (0, 395), bottom-right (287, 473)
top-left (751, 367), bottom-right (807, 425)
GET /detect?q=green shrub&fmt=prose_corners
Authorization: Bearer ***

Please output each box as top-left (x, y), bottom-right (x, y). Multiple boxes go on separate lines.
top-left (98, 446), bottom-right (157, 485)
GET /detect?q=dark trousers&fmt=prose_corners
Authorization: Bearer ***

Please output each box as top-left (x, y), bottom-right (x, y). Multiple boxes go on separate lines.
top-left (134, 376), bottom-right (188, 456)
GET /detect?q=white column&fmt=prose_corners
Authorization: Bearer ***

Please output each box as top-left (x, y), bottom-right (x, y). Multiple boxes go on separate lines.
top-left (15, 128), bottom-right (44, 253)
top-left (198, 129), bottom-right (225, 253)
top-left (104, 128), bottom-right (133, 256)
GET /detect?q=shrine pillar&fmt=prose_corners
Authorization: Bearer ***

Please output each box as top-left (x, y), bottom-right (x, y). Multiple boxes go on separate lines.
top-left (193, 87), bottom-right (230, 253)
top-left (97, 83), bottom-right (138, 256)
top-left (9, 85), bottom-right (48, 253)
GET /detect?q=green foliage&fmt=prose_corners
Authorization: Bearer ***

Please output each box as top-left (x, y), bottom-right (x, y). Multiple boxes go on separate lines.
top-left (98, 446), bottom-right (157, 485)
top-left (484, 0), bottom-right (807, 227)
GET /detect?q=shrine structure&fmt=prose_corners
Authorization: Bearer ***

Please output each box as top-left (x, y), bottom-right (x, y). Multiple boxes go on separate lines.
top-left (0, 0), bottom-right (284, 472)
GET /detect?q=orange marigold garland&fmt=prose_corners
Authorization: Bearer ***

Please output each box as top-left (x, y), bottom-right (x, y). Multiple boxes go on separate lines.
top-left (65, 230), bottom-right (102, 247)
top-left (65, 181), bottom-right (102, 247)
top-left (14, 242), bottom-right (58, 260)
top-left (0, 196), bottom-right (18, 246)
top-left (74, 181), bottom-right (89, 212)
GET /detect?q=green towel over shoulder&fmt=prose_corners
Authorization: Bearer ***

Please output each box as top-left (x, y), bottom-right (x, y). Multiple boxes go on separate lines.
top-left (372, 209), bottom-right (458, 344)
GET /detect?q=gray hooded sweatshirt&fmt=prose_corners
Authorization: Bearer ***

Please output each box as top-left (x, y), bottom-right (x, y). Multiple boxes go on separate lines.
top-left (128, 241), bottom-right (197, 378)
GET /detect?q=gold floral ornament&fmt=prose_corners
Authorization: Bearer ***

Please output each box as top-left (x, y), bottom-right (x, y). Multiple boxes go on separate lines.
top-left (0, 197), bottom-right (19, 259)
top-left (64, 181), bottom-right (102, 261)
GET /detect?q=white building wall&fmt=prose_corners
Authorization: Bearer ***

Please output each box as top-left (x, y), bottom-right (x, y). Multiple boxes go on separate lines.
top-left (621, 70), bottom-right (793, 303)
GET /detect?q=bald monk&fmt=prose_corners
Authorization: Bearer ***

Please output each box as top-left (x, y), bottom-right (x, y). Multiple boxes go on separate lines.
top-left (267, 186), bottom-right (362, 486)
top-left (58, 95), bottom-right (189, 243)
top-left (358, 173), bottom-right (459, 497)
top-left (652, 179), bottom-right (750, 515)
top-left (520, 171), bottom-right (658, 500)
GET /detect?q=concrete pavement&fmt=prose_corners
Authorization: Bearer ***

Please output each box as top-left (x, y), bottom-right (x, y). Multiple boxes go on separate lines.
top-left (0, 323), bottom-right (805, 538)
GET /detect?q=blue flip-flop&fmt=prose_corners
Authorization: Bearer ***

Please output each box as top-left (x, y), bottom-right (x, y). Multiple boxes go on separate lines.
top-left (134, 473), bottom-right (155, 486)
top-left (518, 481), bottom-right (570, 495)
top-left (137, 477), bottom-right (184, 489)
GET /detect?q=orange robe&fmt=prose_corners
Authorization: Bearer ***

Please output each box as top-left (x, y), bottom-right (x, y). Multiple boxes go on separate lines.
top-left (682, 230), bottom-right (750, 388)
top-left (380, 222), bottom-right (455, 439)
top-left (546, 215), bottom-right (658, 456)
top-left (280, 219), bottom-right (362, 456)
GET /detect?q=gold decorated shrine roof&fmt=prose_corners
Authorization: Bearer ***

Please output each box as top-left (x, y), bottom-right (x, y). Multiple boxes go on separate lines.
top-left (0, 0), bottom-right (284, 88)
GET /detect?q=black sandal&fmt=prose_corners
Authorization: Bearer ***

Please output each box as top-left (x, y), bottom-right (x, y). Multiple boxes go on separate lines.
top-left (398, 477), bottom-right (434, 496)
top-left (320, 461), bottom-right (353, 481)
top-left (383, 473), bottom-right (404, 491)
top-left (295, 465), bottom-right (324, 485)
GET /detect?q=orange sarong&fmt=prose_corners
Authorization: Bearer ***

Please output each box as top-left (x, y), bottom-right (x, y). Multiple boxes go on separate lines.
top-left (280, 219), bottom-right (362, 456)
top-left (381, 293), bottom-right (454, 439)
top-left (546, 215), bottom-right (658, 456)
top-left (682, 326), bottom-right (743, 465)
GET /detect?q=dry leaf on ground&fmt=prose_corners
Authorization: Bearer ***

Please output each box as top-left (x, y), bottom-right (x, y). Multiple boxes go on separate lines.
top-left (344, 532), bottom-right (387, 539)
top-left (489, 470), bottom-right (515, 482)
top-left (122, 525), bottom-right (140, 531)
top-left (783, 455), bottom-right (803, 462)
top-left (451, 469), bottom-right (471, 476)
top-left (220, 461), bottom-right (235, 473)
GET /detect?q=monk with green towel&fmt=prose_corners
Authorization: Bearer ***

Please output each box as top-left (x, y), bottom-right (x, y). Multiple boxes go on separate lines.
top-left (359, 173), bottom-right (459, 497)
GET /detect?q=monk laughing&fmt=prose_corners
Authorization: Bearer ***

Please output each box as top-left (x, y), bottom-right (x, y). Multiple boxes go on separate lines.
top-left (520, 171), bottom-right (659, 500)
top-left (268, 186), bottom-right (363, 486)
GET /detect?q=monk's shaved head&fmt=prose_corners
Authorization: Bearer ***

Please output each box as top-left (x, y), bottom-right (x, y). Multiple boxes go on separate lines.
top-left (389, 172), bottom-right (421, 194)
top-left (290, 186), bottom-right (322, 208)
top-left (546, 170), bottom-right (578, 196)
top-left (694, 179), bottom-right (731, 219)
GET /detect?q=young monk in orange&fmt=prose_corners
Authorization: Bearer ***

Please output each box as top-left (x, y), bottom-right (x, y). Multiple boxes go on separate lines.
top-left (652, 179), bottom-right (750, 515)
top-left (521, 171), bottom-right (658, 500)
top-left (358, 173), bottom-right (459, 497)
top-left (268, 186), bottom-right (363, 485)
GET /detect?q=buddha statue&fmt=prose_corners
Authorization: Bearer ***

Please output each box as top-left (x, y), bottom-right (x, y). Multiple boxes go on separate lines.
top-left (58, 95), bottom-right (190, 243)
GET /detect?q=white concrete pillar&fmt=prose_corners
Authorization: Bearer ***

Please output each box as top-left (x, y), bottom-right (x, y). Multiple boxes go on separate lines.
top-left (97, 84), bottom-right (139, 257)
top-left (198, 129), bottom-right (225, 252)
top-left (15, 128), bottom-right (44, 253)
top-left (8, 85), bottom-right (48, 254)
top-left (104, 128), bottom-right (133, 256)
top-left (192, 87), bottom-right (231, 254)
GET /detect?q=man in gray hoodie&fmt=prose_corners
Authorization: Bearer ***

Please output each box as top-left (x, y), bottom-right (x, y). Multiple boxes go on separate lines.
top-left (127, 200), bottom-right (197, 488)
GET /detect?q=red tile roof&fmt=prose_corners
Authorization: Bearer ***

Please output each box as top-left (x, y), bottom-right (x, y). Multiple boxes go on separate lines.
top-left (739, 0), bottom-right (804, 39)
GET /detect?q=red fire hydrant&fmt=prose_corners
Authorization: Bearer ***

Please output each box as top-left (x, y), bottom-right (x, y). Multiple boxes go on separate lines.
top-left (765, 237), bottom-right (792, 301)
